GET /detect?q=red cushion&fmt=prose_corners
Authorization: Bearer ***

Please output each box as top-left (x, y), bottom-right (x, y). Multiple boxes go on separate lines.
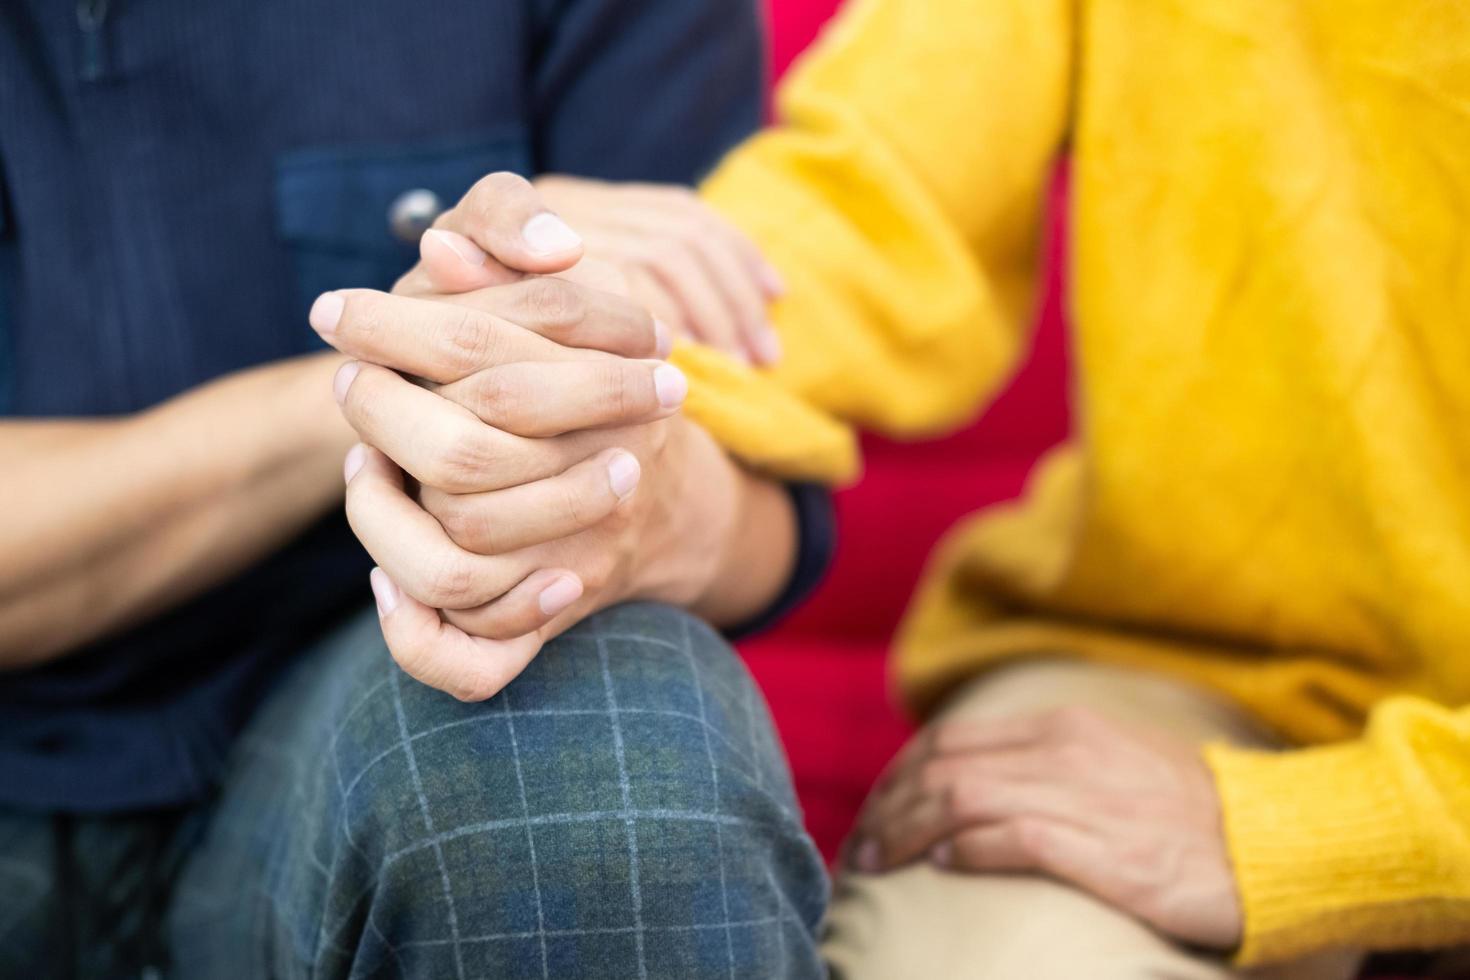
top-left (741, 0), bottom-right (1075, 863)
top-left (740, 293), bottom-right (1070, 859)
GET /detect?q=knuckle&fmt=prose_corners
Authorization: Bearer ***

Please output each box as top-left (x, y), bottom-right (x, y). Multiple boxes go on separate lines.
top-left (643, 420), bottom-right (670, 454)
top-left (1048, 705), bottom-right (1102, 739)
top-left (388, 644), bottom-right (429, 682)
top-left (916, 759), bottom-right (950, 797)
top-left (665, 215), bottom-right (703, 245)
top-left (428, 423), bottom-right (500, 491)
top-left (340, 372), bottom-right (379, 428)
top-left (442, 307), bottom-right (499, 371)
top-left (473, 603), bottom-right (540, 642)
top-left (652, 239), bottom-right (689, 268)
top-left (1052, 740), bottom-right (1094, 770)
top-left (579, 555), bottom-right (615, 593)
top-left (419, 452), bottom-right (460, 493)
top-left (949, 779), bottom-right (986, 819)
top-left (487, 170), bottom-right (533, 191)
top-left (929, 720), bottom-right (966, 755)
top-left (466, 367), bottom-right (521, 425)
top-left (557, 479), bottom-right (594, 529)
top-left (518, 277), bottom-right (586, 330)
top-left (430, 495), bottom-right (469, 538)
top-left (603, 503), bottom-right (634, 535)
top-left (437, 499), bottom-right (496, 554)
top-left (469, 171), bottom-right (533, 206)
top-left (448, 669), bottom-right (501, 703)
top-left (597, 364), bottom-right (638, 418)
top-left (338, 290), bottom-right (386, 341)
top-left (1013, 819), bottom-right (1053, 862)
top-left (424, 554), bottom-right (481, 608)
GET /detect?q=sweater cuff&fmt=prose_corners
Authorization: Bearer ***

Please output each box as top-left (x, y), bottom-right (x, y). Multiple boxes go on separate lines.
top-left (671, 342), bottom-right (858, 485)
top-left (1205, 738), bottom-right (1424, 965)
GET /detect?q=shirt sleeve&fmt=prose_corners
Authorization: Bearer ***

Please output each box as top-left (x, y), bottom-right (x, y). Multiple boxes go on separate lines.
top-left (1206, 698), bottom-right (1470, 965)
top-left (526, 0), bottom-right (763, 183)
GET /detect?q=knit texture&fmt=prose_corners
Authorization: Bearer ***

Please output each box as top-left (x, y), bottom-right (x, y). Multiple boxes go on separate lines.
top-left (1208, 700), bottom-right (1470, 963)
top-left (694, 0), bottom-right (1470, 963)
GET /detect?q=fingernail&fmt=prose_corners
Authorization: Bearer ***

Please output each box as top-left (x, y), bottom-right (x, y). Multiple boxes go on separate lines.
top-left (333, 361), bottom-right (361, 405)
top-left (854, 838), bottom-right (881, 873)
top-left (429, 229), bottom-right (487, 268)
top-left (653, 364), bottom-right (688, 409)
top-left (521, 212), bottom-right (582, 256)
top-left (653, 319), bottom-right (674, 359)
top-left (309, 292), bottom-right (344, 335)
top-left (537, 574), bottom-right (583, 616)
top-left (343, 443), bottom-right (367, 484)
top-left (752, 327), bottom-right (783, 365)
top-left (759, 265), bottom-right (786, 297)
top-left (931, 841), bottom-right (954, 868)
top-left (607, 451), bottom-right (641, 500)
top-left (369, 567), bottom-right (399, 616)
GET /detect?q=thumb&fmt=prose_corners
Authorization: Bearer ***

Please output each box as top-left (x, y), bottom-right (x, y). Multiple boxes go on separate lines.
top-left (435, 171), bottom-right (584, 277)
top-left (416, 228), bottom-right (523, 294)
top-left (370, 567), bottom-right (547, 703)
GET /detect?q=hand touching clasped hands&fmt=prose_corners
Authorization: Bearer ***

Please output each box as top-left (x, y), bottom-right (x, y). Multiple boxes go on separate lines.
top-left (531, 175), bottom-right (786, 366)
top-left (424, 176), bottom-right (1250, 954)
top-left (310, 173), bottom-right (791, 702)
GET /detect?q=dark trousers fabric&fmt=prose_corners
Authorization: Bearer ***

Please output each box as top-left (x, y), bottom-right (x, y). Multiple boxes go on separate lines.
top-left (0, 603), bottom-right (828, 979)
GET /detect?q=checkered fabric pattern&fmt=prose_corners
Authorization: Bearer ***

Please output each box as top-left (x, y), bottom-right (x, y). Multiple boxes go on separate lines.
top-left (0, 603), bottom-right (828, 979)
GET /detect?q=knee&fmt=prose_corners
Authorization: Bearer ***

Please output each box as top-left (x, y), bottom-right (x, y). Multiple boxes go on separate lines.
top-left (505, 602), bottom-right (828, 975)
top-left (331, 602), bottom-right (784, 842)
top-left (326, 602), bottom-right (793, 835)
top-left (505, 601), bottom-right (802, 820)
top-left (335, 603), bottom-right (827, 974)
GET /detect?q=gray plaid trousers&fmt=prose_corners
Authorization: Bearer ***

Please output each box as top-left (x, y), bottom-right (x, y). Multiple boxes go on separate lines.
top-left (0, 602), bottom-right (829, 979)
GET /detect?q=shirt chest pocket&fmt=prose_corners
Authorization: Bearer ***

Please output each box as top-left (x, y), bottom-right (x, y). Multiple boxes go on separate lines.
top-left (274, 135), bottom-right (532, 329)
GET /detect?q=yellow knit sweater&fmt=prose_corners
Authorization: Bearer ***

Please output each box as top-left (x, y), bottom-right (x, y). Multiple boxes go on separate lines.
top-left (671, 0), bottom-right (1470, 965)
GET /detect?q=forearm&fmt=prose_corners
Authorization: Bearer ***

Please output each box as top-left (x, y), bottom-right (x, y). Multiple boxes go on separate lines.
top-left (622, 417), bottom-right (799, 630)
top-left (0, 352), bottom-right (353, 666)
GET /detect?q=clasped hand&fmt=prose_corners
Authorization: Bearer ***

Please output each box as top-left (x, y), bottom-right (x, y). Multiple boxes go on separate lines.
top-left (311, 173), bottom-right (742, 702)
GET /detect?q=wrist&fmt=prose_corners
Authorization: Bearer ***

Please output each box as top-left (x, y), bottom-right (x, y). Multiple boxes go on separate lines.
top-left (624, 419), bottom-right (742, 610)
top-left (691, 470), bottom-right (797, 628)
top-left (632, 417), bottom-right (793, 625)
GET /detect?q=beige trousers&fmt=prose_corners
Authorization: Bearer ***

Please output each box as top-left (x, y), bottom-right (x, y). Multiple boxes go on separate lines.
top-left (821, 659), bottom-right (1364, 980)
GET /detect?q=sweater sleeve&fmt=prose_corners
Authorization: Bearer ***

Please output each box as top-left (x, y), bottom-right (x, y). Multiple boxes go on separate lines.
top-left (1206, 697), bottom-right (1470, 965)
top-left (691, 0), bottom-right (1073, 443)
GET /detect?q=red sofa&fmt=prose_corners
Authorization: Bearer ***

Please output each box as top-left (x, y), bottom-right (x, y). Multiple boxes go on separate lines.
top-left (739, 0), bottom-right (1073, 863)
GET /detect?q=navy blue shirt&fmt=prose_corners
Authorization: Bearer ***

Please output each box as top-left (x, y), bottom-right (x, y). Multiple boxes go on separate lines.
top-left (0, 0), bottom-right (764, 812)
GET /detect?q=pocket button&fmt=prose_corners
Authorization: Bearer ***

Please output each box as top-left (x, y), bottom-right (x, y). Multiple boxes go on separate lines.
top-left (387, 188), bottom-right (443, 243)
